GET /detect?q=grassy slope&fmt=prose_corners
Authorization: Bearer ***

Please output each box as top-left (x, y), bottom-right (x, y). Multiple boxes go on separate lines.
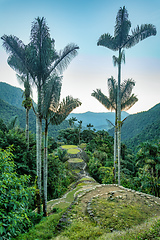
top-left (14, 145), bottom-right (160, 240)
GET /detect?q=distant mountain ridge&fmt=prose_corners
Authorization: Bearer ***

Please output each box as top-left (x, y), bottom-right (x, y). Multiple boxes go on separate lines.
top-left (1, 82), bottom-right (160, 148)
top-left (68, 111), bottom-right (129, 131)
top-left (108, 103), bottom-right (160, 150)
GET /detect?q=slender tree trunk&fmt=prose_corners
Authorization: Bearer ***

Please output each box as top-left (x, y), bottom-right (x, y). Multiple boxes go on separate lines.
top-left (36, 115), bottom-right (42, 213)
top-left (117, 48), bottom-right (121, 186)
top-left (26, 108), bottom-right (29, 150)
top-left (113, 110), bottom-right (117, 183)
top-left (43, 119), bottom-right (48, 217)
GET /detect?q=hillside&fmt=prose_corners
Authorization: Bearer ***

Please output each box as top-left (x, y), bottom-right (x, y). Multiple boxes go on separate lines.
top-left (0, 97), bottom-right (69, 138)
top-left (68, 111), bottom-right (129, 130)
top-left (122, 103), bottom-right (160, 141)
top-left (108, 103), bottom-right (160, 149)
top-left (15, 145), bottom-right (160, 240)
top-left (0, 82), bottom-right (24, 109)
top-left (1, 81), bottom-right (160, 146)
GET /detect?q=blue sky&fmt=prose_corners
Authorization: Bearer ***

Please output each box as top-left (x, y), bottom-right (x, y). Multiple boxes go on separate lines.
top-left (0, 0), bottom-right (160, 114)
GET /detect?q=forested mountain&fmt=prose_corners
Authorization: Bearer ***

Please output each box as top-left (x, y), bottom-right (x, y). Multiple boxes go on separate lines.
top-left (0, 84), bottom-right (69, 138)
top-left (0, 82), bottom-right (24, 109)
top-left (0, 98), bottom-right (26, 128)
top-left (109, 103), bottom-right (160, 150)
top-left (68, 111), bottom-right (129, 130)
top-left (1, 82), bottom-right (160, 146)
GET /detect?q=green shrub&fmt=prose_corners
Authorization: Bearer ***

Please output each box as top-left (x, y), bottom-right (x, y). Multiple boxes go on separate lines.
top-left (0, 148), bottom-right (36, 239)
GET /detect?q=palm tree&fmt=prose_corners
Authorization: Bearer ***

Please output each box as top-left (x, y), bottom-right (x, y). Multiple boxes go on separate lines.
top-left (97, 6), bottom-right (156, 185)
top-left (42, 87), bottom-right (81, 216)
top-left (17, 74), bottom-right (32, 150)
top-left (1, 17), bottom-right (79, 200)
top-left (87, 123), bottom-right (94, 130)
top-left (136, 142), bottom-right (160, 196)
top-left (92, 76), bottom-right (138, 182)
top-left (78, 120), bottom-right (82, 144)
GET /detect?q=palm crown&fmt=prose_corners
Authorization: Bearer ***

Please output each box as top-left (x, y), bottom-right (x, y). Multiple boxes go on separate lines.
top-left (97, 6), bottom-right (156, 51)
top-left (92, 76), bottom-right (138, 113)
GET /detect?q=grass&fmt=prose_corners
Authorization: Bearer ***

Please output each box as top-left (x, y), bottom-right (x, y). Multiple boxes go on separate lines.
top-left (91, 195), bottom-right (160, 231)
top-left (97, 216), bottom-right (160, 240)
top-left (74, 169), bottom-right (81, 173)
top-left (54, 187), bottom-right (160, 240)
top-left (79, 177), bottom-right (95, 182)
top-left (14, 211), bottom-right (65, 240)
top-left (13, 186), bottom-right (160, 240)
top-left (68, 158), bottom-right (83, 163)
top-left (55, 220), bottom-right (104, 240)
top-left (13, 141), bottom-right (160, 240)
top-left (67, 148), bottom-right (80, 154)
top-left (61, 145), bottom-right (78, 149)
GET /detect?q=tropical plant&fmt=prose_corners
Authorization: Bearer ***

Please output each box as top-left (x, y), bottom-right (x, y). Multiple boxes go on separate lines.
top-left (77, 120), bottom-right (82, 144)
top-left (136, 141), bottom-right (160, 196)
top-left (41, 77), bottom-right (81, 216)
top-left (58, 128), bottom-right (79, 145)
top-left (17, 74), bottom-right (32, 150)
top-left (0, 147), bottom-right (35, 239)
top-left (47, 153), bottom-right (71, 200)
top-left (68, 117), bottom-right (77, 128)
top-left (86, 123), bottom-right (94, 130)
top-left (1, 16), bottom-right (79, 210)
top-left (92, 76), bottom-right (138, 182)
top-left (0, 127), bottom-right (36, 179)
top-left (97, 6), bottom-right (156, 185)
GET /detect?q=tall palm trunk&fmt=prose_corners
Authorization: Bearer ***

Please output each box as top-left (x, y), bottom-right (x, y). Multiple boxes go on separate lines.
top-left (43, 118), bottom-right (48, 217)
top-left (26, 108), bottom-right (29, 150)
top-left (36, 115), bottom-right (42, 213)
top-left (117, 49), bottom-right (121, 186)
top-left (36, 85), bottom-right (42, 213)
top-left (113, 110), bottom-right (117, 182)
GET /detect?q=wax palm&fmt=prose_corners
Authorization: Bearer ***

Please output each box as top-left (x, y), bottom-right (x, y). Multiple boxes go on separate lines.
top-left (1, 17), bottom-right (79, 199)
top-left (97, 6), bottom-right (156, 185)
top-left (42, 77), bottom-right (81, 215)
top-left (92, 76), bottom-right (138, 182)
top-left (17, 74), bottom-right (32, 150)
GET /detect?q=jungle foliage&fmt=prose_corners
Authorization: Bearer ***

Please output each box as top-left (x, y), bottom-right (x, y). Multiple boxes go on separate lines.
top-left (58, 124), bottom-right (160, 197)
top-left (0, 147), bottom-right (36, 239)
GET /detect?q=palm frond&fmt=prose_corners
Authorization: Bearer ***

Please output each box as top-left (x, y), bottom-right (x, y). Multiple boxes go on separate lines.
top-left (50, 96), bottom-right (81, 125)
top-left (112, 55), bottom-right (119, 66)
top-left (1, 35), bottom-right (27, 71)
top-left (113, 50), bottom-right (125, 66)
top-left (7, 54), bottom-right (27, 76)
top-left (121, 94), bottom-right (138, 111)
top-left (17, 74), bottom-right (33, 98)
top-left (107, 76), bottom-right (117, 106)
top-left (97, 33), bottom-right (118, 51)
top-left (91, 89), bottom-right (115, 111)
top-left (114, 6), bottom-right (131, 47)
top-left (41, 74), bottom-right (62, 117)
top-left (121, 78), bottom-right (135, 103)
top-left (125, 24), bottom-right (157, 49)
top-left (50, 43), bottom-right (79, 75)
